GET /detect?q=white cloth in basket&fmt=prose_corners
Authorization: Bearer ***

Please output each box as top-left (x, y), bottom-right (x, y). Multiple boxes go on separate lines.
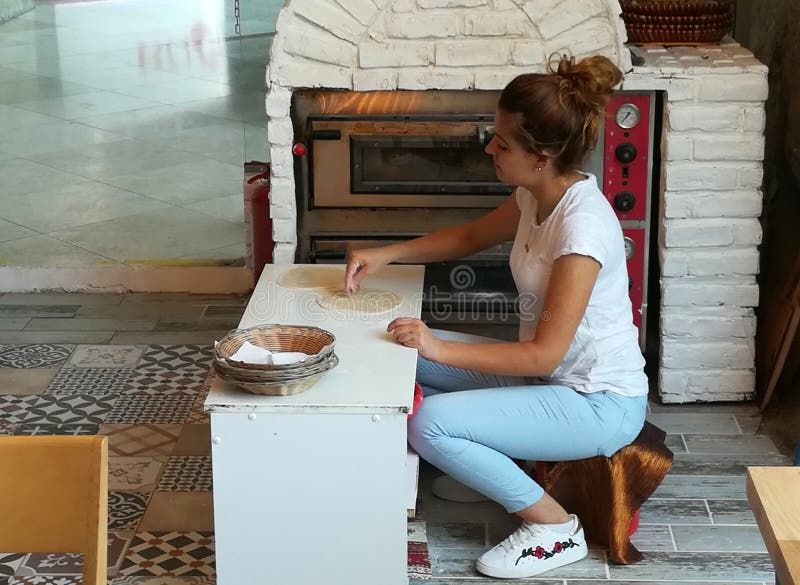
top-left (227, 341), bottom-right (309, 366)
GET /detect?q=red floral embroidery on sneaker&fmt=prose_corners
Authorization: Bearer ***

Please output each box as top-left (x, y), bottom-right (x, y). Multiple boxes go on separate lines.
top-left (516, 538), bottom-right (579, 565)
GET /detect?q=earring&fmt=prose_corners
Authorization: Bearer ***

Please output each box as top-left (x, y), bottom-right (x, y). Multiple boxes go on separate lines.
top-left (536, 167), bottom-right (543, 171)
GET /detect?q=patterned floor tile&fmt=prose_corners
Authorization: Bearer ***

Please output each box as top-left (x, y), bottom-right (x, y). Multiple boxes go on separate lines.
top-left (0, 420), bottom-right (19, 435)
top-left (100, 424), bottom-right (181, 456)
top-left (109, 531), bottom-right (135, 578)
top-left (138, 346), bottom-right (213, 373)
top-left (67, 345), bottom-right (145, 368)
top-left (0, 395), bottom-right (41, 424)
top-left (172, 425), bottom-right (210, 456)
top-left (0, 368), bottom-right (59, 395)
top-left (0, 344), bottom-right (73, 368)
top-left (10, 575), bottom-right (81, 584)
top-left (119, 532), bottom-right (215, 577)
top-left (109, 492), bottom-right (152, 530)
top-left (113, 577), bottom-right (215, 585)
top-left (14, 423), bottom-right (100, 435)
top-left (106, 396), bottom-right (194, 424)
top-left (126, 369), bottom-right (205, 396)
top-left (109, 457), bottom-right (168, 492)
top-left (138, 492), bottom-right (214, 532)
top-left (17, 553), bottom-right (83, 576)
top-left (185, 391), bottom-right (209, 425)
top-left (23, 394), bottom-right (117, 425)
top-left (0, 554), bottom-right (27, 583)
top-left (157, 457), bottom-right (212, 492)
top-left (44, 368), bottom-right (133, 395)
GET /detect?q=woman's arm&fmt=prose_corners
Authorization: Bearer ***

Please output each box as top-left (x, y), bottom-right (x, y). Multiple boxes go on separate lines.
top-left (375, 193), bottom-right (521, 264)
top-left (388, 253), bottom-right (601, 377)
top-left (346, 194), bottom-right (520, 292)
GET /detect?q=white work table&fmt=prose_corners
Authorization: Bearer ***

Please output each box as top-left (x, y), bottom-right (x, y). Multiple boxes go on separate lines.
top-left (206, 264), bottom-right (424, 585)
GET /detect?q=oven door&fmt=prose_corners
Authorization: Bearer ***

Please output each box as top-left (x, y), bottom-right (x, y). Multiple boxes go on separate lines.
top-left (309, 117), bottom-right (513, 208)
top-left (309, 237), bottom-right (519, 325)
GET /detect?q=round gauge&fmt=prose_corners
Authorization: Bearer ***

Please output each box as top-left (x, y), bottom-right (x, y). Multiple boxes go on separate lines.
top-left (624, 236), bottom-right (636, 260)
top-left (615, 103), bottom-right (641, 129)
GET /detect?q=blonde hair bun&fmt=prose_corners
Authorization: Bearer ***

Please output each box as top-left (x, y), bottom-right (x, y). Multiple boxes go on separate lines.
top-left (550, 53), bottom-right (623, 116)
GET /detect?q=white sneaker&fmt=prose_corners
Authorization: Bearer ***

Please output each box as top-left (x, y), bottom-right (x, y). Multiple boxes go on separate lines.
top-left (476, 514), bottom-right (588, 579)
top-left (432, 475), bottom-right (491, 503)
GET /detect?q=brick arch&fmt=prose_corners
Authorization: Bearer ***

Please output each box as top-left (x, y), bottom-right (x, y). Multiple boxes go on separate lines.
top-left (267, 0), bottom-right (631, 92)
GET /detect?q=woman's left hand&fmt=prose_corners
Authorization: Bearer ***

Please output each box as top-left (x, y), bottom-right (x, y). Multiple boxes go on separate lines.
top-left (387, 318), bottom-right (442, 361)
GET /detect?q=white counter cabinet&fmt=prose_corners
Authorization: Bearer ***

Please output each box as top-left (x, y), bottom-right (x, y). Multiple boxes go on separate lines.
top-left (205, 264), bottom-right (424, 585)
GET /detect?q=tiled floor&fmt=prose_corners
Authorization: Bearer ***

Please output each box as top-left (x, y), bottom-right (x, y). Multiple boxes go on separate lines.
top-left (0, 293), bottom-right (790, 584)
top-left (0, 0), bottom-right (280, 267)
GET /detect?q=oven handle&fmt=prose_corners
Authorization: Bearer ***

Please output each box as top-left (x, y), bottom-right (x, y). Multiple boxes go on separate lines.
top-left (308, 249), bottom-right (347, 261)
top-left (310, 129), bottom-right (342, 141)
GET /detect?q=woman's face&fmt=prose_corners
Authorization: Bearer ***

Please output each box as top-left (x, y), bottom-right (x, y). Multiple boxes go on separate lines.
top-left (484, 109), bottom-right (544, 187)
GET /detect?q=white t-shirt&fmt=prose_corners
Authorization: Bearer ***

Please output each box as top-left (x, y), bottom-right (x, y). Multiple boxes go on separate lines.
top-left (509, 172), bottom-right (648, 397)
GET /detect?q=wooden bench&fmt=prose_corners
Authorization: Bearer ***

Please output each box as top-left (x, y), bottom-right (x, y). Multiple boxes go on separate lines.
top-left (534, 421), bottom-right (673, 564)
top-left (747, 466), bottom-right (800, 585)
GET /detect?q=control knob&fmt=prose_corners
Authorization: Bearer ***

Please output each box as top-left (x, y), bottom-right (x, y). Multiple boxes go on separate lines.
top-left (615, 143), bottom-right (638, 164)
top-left (614, 191), bottom-right (636, 212)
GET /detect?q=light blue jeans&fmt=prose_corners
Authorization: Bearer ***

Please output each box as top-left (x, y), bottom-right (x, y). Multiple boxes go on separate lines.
top-left (408, 330), bottom-right (647, 513)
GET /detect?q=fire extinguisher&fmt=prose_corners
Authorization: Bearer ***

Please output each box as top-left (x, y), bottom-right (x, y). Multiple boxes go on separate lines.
top-left (244, 161), bottom-right (272, 285)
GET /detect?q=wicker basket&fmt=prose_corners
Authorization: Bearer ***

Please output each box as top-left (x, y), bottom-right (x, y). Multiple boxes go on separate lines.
top-left (215, 324), bottom-right (335, 372)
top-left (619, 0), bottom-right (733, 16)
top-left (213, 353), bottom-right (340, 396)
top-left (213, 351), bottom-right (339, 382)
top-left (620, 0), bottom-right (734, 44)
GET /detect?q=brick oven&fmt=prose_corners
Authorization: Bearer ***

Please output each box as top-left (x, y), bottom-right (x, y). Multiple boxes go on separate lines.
top-left (255, 0), bottom-right (768, 404)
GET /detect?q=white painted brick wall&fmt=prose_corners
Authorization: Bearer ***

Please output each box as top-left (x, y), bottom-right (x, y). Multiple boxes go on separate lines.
top-left (353, 68), bottom-right (399, 90)
top-left (273, 243), bottom-right (297, 264)
top-left (665, 162), bottom-right (740, 191)
top-left (660, 369), bottom-right (755, 402)
top-left (359, 41), bottom-right (434, 67)
top-left (435, 40), bottom-right (510, 66)
top-left (511, 41), bottom-right (545, 66)
top-left (693, 133), bottom-right (765, 161)
top-left (536, 0), bottom-right (601, 39)
top-left (662, 338), bottom-right (754, 369)
top-left (665, 134), bottom-right (692, 161)
top-left (283, 22), bottom-right (356, 67)
top-left (464, 12), bottom-right (525, 36)
top-left (385, 13), bottom-right (459, 38)
top-left (661, 248), bottom-right (760, 277)
top-left (700, 74), bottom-right (769, 101)
top-left (291, 0), bottom-right (363, 43)
top-left (662, 277), bottom-right (758, 307)
top-left (667, 104), bottom-right (741, 131)
top-left (263, 5), bottom-right (766, 404)
top-left (398, 67), bottom-right (475, 90)
top-left (664, 191), bottom-right (762, 218)
top-left (661, 308), bottom-right (756, 338)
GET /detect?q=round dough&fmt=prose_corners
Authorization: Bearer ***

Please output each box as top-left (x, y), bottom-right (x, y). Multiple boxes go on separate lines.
top-left (318, 288), bottom-right (401, 315)
top-left (277, 266), bottom-right (345, 290)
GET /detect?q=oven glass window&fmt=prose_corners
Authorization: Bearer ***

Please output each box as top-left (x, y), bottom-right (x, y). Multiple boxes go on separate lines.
top-left (351, 135), bottom-right (511, 195)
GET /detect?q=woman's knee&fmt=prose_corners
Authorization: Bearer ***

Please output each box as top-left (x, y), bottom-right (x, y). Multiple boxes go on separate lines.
top-left (407, 395), bottom-right (451, 449)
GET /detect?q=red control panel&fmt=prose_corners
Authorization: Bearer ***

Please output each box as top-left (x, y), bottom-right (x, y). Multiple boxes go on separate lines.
top-left (602, 92), bottom-right (654, 351)
top-left (603, 94), bottom-right (652, 222)
top-left (623, 227), bottom-right (647, 334)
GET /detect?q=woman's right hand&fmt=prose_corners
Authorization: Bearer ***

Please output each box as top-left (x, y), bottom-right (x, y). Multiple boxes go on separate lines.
top-left (344, 247), bottom-right (392, 294)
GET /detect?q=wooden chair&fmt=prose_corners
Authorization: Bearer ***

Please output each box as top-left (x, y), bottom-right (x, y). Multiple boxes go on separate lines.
top-left (0, 436), bottom-right (108, 585)
top-left (534, 421), bottom-right (673, 564)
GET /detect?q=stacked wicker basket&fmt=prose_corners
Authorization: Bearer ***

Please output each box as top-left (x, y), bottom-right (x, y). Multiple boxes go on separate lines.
top-left (213, 324), bottom-right (339, 395)
top-left (620, 0), bottom-right (734, 45)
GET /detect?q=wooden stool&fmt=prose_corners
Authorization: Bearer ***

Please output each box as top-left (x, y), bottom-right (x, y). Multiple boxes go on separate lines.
top-left (533, 421), bottom-right (673, 564)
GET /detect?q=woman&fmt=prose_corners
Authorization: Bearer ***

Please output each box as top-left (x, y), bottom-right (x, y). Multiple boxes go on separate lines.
top-left (343, 54), bottom-right (648, 579)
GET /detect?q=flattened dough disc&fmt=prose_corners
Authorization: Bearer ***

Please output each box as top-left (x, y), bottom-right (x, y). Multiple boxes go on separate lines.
top-left (318, 288), bottom-right (401, 314)
top-left (277, 266), bottom-right (345, 290)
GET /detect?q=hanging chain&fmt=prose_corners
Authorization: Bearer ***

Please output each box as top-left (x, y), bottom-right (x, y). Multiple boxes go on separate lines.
top-left (234, 0), bottom-right (241, 36)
